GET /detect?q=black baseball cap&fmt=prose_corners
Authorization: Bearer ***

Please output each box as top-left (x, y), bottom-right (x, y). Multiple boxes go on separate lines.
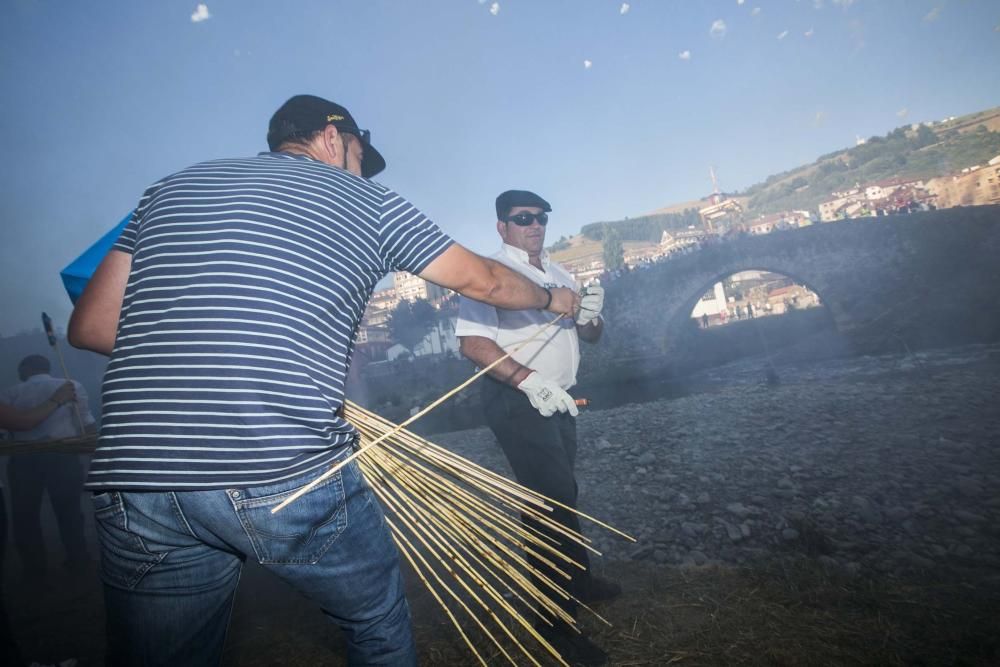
top-left (267, 95), bottom-right (386, 178)
top-left (495, 190), bottom-right (552, 220)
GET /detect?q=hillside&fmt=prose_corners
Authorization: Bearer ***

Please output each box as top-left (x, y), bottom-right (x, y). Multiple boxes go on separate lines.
top-left (552, 105), bottom-right (1000, 252)
top-left (741, 106), bottom-right (1000, 215)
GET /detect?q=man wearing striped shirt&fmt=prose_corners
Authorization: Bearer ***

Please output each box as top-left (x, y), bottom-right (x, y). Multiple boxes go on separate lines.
top-left (69, 94), bottom-right (580, 666)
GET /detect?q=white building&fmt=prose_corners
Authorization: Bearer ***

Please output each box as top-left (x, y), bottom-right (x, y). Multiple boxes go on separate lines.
top-left (386, 317), bottom-right (459, 360)
top-left (393, 272), bottom-right (448, 303)
top-left (691, 281), bottom-right (728, 320)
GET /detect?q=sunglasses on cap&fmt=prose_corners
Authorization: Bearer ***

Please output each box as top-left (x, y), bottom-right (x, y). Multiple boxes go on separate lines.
top-left (504, 212), bottom-right (549, 227)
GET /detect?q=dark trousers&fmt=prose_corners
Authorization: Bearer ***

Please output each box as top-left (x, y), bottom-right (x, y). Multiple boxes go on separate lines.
top-left (7, 452), bottom-right (87, 575)
top-left (482, 378), bottom-right (591, 620)
top-left (1, 489), bottom-right (25, 665)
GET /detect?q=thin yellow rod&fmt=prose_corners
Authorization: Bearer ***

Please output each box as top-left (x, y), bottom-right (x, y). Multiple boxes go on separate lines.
top-left (272, 314), bottom-right (565, 514)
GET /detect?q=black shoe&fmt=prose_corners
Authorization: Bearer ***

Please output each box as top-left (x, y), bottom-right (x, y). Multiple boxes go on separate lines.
top-left (578, 576), bottom-right (621, 604)
top-left (537, 624), bottom-right (608, 666)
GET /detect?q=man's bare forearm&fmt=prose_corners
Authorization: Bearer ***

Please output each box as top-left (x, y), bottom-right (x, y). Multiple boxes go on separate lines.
top-left (417, 244), bottom-right (579, 316)
top-left (459, 336), bottom-right (533, 388)
top-left (471, 258), bottom-right (552, 310)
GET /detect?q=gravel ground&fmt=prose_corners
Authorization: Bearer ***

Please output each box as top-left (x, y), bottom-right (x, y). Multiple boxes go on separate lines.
top-left (5, 343), bottom-right (999, 665)
top-left (436, 343), bottom-right (1000, 581)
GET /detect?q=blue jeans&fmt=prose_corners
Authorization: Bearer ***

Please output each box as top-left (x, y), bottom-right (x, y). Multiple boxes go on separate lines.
top-left (93, 453), bottom-right (416, 666)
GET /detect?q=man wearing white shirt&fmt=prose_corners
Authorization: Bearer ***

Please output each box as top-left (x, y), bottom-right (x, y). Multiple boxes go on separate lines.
top-left (456, 190), bottom-right (618, 666)
top-left (1, 354), bottom-right (96, 579)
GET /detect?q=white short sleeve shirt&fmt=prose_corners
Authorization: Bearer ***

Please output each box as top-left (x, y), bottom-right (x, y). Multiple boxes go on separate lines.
top-left (0, 373), bottom-right (96, 441)
top-left (455, 244), bottom-right (580, 389)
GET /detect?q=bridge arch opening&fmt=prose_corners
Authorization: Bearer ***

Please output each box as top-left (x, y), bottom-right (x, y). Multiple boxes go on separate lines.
top-left (672, 268), bottom-right (842, 371)
top-left (689, 269), bottom-right (824, 329)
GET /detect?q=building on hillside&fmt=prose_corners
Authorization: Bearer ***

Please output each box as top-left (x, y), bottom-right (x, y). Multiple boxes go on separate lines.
top-left (832, 186), bottom-right (862, 199)
top-left (698, 198), bottom-right (743, 232)
top-left (566, 261), bottom-right (605, 285)
top-left (622, 244), bottom-right (662, 267)
top-left (865, 177), bottom-right (925, 202)
top-left (767, 284), bottom-right (820, 314)
top-left (745, 210), bottom-right (811, 235)
top-left (369, 287), bottom-right (400, 313)
top-left (386, 316), bottom-right (459, 361)
top-left (354, 325), bottom-right (392, 363)
top-left (356, 324), bottom-right (390, 345)
top-left (393, 271), bottom-right (449, 304)
top-left (925, 159), bottom-right (1000, 208)
top-left (819, 195), bottom-right (863, 221)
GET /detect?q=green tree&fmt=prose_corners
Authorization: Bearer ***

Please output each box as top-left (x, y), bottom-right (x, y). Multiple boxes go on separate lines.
top-left (602, 224), bottom-right (624, 271)
top-left (387, 298), bottom-right (438, 353)
top-left (913, 124), bottom-right (937, 148)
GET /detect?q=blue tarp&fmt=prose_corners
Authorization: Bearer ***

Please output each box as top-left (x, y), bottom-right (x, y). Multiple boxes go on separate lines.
top-left (60, 212), bottom-right (131, 303)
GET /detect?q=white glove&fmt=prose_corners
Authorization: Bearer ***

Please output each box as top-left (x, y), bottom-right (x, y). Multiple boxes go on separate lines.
top-left (516, 372), bottom-right (579, 418)
top-left (575, 285), bottom-right (604, 326)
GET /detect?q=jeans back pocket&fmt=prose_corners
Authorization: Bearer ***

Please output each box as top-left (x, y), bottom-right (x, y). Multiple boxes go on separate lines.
top-left (92, 491), bottom-right (166, 589)
top-left (229, 468), bottom-right (348, 565)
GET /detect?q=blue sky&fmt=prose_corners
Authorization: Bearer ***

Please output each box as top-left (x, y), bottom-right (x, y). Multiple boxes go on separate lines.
top-left (1, 0), bottom-right (998, 336)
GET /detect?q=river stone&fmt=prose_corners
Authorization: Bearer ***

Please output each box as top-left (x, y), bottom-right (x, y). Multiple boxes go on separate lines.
top-left (957, 478), bottom-right (983, 497)
top-left (908, 552), bottom-right (935, 569)
top-left (852, 496), bottom-right (882, 523)
top-left (722, 521), bottom-right (743, 542)
top-left (886, 506), bottom-right (911, 521)
top-left (953, 544), bottom-right (973, 557)
top-left (681, 522), bottom-right (706, 537)
top-left (726, 502), bottom-right (752, 518)
top-left (953, 510), bottom-right (987, 523)
top-left (594, 437), bottom-right (615, 451)
top-left (817, 555), bottom-right (838, 569)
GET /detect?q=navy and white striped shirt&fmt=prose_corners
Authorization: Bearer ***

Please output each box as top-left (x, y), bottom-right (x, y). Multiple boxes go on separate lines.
top-left (87, 152), bottom-right (452, 489)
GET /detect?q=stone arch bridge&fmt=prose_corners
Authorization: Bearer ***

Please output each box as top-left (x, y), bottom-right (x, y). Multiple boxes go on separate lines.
top-left (600, 206), bottom-right (1000, 356)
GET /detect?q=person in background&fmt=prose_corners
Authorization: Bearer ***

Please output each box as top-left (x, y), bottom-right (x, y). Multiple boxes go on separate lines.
top-left (1, 355), bottom-right (95, 580)
top-left (0, 381), bottom-right (79, 667)
top-left (456, 190), bottom-right (619, 667)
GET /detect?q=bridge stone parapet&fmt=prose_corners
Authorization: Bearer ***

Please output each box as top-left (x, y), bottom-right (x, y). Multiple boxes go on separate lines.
top-left (598, 206), bottom-right (1000, 359)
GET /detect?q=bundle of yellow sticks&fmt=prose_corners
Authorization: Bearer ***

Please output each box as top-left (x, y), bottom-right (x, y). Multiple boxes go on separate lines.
top-left (344, 400), bottom-right (634, 666)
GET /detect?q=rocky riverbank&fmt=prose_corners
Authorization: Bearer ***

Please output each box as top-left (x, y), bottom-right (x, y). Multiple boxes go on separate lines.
top-left (7, 344), bottom-right (998, 666)
top-left (435, 343), bottom-right (1000, 582)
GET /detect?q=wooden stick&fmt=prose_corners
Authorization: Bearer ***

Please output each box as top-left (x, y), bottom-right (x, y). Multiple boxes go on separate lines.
top-left (41, 312), bottom-right (86, 436)
top-left (352, 419), bottom-right (593, 557)
top-left (349, 403), bottom-right (633, 543)
top-left (272, 313), bottom-right (565, 514)
top-left (362, 447), bottom-right (612, 628)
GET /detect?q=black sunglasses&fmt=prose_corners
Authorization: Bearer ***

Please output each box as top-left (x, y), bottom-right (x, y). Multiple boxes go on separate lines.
top-left (504, 212), bottom-right (549, 227)
top-left (333, 125), bottom-right (371, 146)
